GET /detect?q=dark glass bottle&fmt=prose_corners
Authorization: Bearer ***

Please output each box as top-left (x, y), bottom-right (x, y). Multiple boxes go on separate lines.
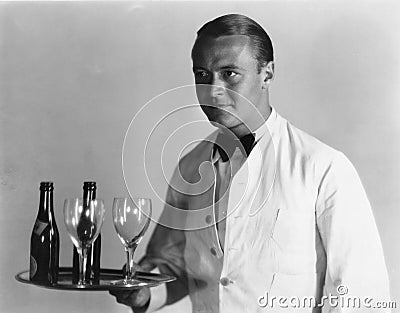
top-left (30, 182), bottom-right (59, 285)
top-left (72, 182), bottom-right (101, 284)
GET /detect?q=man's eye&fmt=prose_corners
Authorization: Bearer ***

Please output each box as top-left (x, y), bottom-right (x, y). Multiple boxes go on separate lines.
top-left (223, 71), bottom-right (238, 78)
top-left (195, 71), bottom-right (209, 79)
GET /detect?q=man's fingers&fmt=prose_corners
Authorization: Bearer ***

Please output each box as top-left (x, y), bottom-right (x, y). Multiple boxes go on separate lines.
top-left (110, 290), bottom-right (136, 306)
top-left (109, 290), bottom-right (138, 305)
top-left (138, 260), bottom-right (155, 272)
top-left (108, 288), bottom-right (150, 307)
top-left (134, 287), bottom-right (151, 307)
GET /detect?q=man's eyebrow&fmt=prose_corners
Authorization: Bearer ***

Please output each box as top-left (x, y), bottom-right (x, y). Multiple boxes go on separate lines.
top-left (219, 64), bottom-right (243, 70)
top-left (192, 65), bottom-right (244, 71)
top-left (192, 66), bottom-right (208, 72)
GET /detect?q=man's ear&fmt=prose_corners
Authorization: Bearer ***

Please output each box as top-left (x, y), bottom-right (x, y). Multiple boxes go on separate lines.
top-left (261, 61), bottom-right (274, 89)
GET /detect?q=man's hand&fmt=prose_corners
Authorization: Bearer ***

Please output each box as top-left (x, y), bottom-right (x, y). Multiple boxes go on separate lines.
top-left (109, 262), bottom-right (151, 311)
top-left (109, 287), bottom-right (150, 309)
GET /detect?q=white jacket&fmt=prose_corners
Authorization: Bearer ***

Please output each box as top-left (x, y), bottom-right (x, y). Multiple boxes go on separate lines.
top-left (141, 108), bottom-right (391, 312)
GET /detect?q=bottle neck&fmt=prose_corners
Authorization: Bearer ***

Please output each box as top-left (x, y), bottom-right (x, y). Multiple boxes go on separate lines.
top-left (83, 189), bottom-right (96, 208)
top-left (38, 190), bottom-right (54, 222)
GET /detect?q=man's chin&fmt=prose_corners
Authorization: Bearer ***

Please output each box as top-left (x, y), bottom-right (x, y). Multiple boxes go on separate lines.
top-left (201, 110), bottom-right (242, 131)
top-left (208, 118), bottom-right (234, 129)
top-left (209, 120), bottom-right (246, 135)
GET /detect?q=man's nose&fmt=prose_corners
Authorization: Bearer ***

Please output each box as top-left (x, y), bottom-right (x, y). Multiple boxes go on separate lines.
top-left (210, 76), bottom-right (225, 99)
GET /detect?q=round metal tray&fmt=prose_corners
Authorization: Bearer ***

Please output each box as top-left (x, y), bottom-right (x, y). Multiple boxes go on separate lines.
top-left (15, 267), bottom-right (176, 291)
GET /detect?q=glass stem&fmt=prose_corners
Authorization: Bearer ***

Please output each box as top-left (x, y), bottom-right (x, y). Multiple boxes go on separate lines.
top-left (125, 244), bottom-right (138, 281)
top-left (79, 247), bottom-right (88, 285)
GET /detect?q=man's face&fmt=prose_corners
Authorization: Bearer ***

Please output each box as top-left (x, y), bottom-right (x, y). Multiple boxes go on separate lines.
top-left (192, 35), bottom-right (272, 136)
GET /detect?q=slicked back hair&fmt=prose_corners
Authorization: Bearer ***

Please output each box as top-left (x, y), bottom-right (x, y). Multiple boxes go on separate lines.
top-left (193, 14), bottom-right (274, 73)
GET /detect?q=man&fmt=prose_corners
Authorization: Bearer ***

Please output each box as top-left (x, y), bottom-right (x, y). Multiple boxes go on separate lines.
top-left (110, 14), bottom-right (390, 312)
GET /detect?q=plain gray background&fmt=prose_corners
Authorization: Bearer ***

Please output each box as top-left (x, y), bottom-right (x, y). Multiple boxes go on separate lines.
top-left (0, 1), bottom-right (399, 312)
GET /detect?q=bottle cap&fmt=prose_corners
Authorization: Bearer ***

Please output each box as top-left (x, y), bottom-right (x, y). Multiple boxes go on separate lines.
top-left (40, 181), bottom-right (54, 191)
top-left (83, 181), bottom-right (97, 190)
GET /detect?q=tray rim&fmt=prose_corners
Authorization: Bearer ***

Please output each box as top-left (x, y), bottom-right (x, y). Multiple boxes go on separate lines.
top-left (15, 267), bottom-right (176, 291)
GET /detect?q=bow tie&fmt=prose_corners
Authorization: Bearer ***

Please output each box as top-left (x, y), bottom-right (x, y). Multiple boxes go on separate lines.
top-left (214, 132), bottom-right (255, 162)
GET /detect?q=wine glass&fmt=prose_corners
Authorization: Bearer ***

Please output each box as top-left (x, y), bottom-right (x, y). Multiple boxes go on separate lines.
top-left (112, 197), bottom-right (152, 286)
top-left (63, 198), bottom-right (105, 286)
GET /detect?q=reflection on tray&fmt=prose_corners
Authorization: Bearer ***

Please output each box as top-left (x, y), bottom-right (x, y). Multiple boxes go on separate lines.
top-left (15, 267), bottom-right (176, 291)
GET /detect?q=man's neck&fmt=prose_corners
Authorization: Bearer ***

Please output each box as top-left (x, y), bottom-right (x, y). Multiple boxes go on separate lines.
top-left (229, 105), bottom-right (272, 138)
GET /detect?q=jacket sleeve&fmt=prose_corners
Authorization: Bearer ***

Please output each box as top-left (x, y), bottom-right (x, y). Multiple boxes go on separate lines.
top-left (315, 152), bottom-right (391, 312)
top-left (138, 166), bottom-right (189, 311)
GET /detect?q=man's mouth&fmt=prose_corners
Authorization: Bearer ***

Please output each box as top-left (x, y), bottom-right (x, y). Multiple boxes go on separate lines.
top-left (208, 104), bottom-right (233, 109)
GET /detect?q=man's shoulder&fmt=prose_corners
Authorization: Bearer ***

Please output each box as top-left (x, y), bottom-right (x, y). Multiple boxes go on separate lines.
top-left (275, 114), bottom-right (359, 186)
top-left (277, 113), bottom-right (346, 167)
